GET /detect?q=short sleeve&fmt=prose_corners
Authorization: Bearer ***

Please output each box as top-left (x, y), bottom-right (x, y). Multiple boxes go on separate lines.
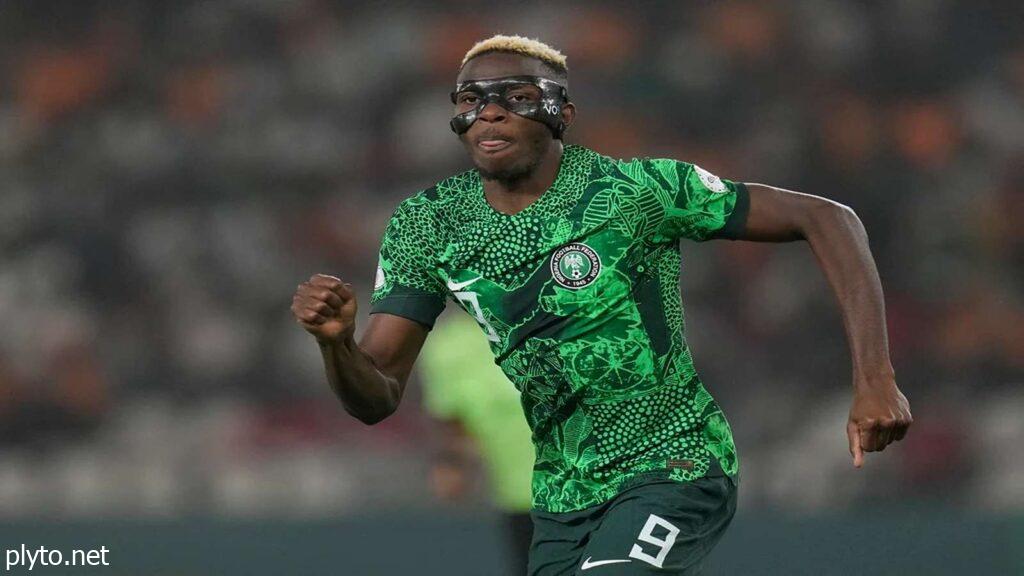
top-left (633, 158), bottom-right (749, 242)
top-left (369, 194), bottom-right (447, 328)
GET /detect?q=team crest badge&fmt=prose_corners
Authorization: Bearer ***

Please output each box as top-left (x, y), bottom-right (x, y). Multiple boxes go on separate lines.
top-left (551, 243), bottom-right (601, 289)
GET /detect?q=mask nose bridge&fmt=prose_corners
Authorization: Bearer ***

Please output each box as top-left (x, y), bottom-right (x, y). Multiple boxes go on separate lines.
top-left (474, 91), bottom-right (511, 120)
top-left (480, 91), bottom-right (507, 110)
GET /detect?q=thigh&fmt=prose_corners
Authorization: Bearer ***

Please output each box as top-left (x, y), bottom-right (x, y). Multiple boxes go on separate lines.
top-left (528, 505), bottom-right (604, 576)
top-left (575, 476), bottom-right (738, 575)
top-left (505, 513), bottom-right (533, 576)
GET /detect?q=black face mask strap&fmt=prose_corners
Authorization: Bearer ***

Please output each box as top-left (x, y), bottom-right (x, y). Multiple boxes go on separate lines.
top-left (449, 76), bottom-right (570, 139)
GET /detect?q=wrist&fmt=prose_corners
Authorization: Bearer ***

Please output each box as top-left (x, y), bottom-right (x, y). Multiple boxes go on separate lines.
top-left (317, 331), bottom-right (356, 350)
top-left (853, 364), bottom-right (896, 390)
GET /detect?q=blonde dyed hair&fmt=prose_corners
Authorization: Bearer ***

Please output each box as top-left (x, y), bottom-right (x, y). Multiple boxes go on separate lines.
top-left (460, 34), bottom-right (568, 73)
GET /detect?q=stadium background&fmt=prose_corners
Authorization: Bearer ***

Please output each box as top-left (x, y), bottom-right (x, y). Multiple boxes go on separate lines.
top-left (0, 0), bottom-right (1021, 574)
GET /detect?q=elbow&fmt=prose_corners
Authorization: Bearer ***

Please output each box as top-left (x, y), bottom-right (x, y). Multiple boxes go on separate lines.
top-left (804, 198), bottom-right (866, 241)
top-left (354, 409), bottom-right (394, 426)
top-left (348, 401), bottom-right (398, 426)
top-left (346, 383), bottom-right (402, 426)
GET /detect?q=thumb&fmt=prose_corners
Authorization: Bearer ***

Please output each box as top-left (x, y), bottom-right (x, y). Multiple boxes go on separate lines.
top-left (847, 421), bottom-right (864, 468)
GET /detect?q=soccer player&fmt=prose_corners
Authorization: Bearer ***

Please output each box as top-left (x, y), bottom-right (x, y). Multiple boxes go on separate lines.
top-left (291, 35), bottom-right (912, 575)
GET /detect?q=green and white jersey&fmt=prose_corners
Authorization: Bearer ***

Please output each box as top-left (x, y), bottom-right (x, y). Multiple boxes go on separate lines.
top-left (371, 145), bottom-right (748, 513)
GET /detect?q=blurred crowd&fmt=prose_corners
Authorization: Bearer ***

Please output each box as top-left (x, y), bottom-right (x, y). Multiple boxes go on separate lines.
top-left (0, 0), bottom-right (1020, 517)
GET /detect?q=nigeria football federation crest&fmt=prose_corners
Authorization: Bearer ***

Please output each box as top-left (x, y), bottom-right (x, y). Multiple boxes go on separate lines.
top-left (551, 243), bottom-right (602, 289)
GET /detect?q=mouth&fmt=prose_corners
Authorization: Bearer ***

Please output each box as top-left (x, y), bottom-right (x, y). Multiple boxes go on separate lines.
top-left (475, 133), bottom-right (514, 153)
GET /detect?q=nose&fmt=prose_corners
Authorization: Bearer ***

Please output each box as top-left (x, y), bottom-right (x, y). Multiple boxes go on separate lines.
top-left (476, 101), bottom-right (508, 123)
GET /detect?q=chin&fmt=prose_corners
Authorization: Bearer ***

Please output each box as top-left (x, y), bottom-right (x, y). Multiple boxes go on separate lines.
top-left (474, 150), bottom-right (539, 182)
top-left (477, 159), bottom-right (532, 182)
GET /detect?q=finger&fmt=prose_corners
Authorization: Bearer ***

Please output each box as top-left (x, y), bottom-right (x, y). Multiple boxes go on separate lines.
top-left (859, 421), bottom-right (880, 453)
top-left (292, 297), bottom-right (335, 319)
top-left (300, 277), bottom-right (344, 296)
top-left (296, 318), bottom-right (321, 331)
top-left (297, 309), bottom-right (328, 325)
top-left (307, 299), bottom-right (338, 317)
top-left (305, 278), bottom-right (354, 301)
top-left (332, 281), bottom-right (355, 300)
top-left (879, 423), bottom-right (896, 450)
top-left (847, 422), bottom-right (864, 468)
top-left (295, 285), bottom-right (344, 309)
top-left (309, 274), bottom-right (344, 291)
top-left (874, 429), bottom-right (890, 452)
top-left (868, 421), bottom-right (890, 452)
top-left (892, 421), bottom-right (909, 442)
top-left (304, 287), bottom-right (343, 309)
top-left (895, 413), bottom-right (912, 441)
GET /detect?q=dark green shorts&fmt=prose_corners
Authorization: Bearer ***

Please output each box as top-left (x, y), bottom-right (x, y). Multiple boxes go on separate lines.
top-left (527, 474), bottom-right (738, 575)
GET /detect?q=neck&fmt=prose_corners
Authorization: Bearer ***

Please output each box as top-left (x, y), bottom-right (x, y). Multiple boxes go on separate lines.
top-left (482, 141), bottom-right (564, 215)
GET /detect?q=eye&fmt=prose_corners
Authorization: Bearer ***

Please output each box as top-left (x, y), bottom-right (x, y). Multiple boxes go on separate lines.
top-left (457, 94), bottom-right (479, 105)
top-left (507, 87), bottom-right (540, 102)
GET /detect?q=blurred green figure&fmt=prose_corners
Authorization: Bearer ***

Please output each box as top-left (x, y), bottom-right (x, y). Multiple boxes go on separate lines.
top-left (419, 311), bottom-right (535, 575)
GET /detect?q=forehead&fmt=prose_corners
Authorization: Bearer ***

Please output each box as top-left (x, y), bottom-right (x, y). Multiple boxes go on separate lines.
top-left (457, 52), bottom-right (553, 84)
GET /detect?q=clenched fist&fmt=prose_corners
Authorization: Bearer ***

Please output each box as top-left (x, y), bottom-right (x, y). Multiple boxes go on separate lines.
top-left (847, 375), bottom-right (913, 468)
top-left (291, 274), bottom-right (357, 343)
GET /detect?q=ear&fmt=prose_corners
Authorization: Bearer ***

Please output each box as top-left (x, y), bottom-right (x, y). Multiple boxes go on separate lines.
top-left (560, 102), bottom-right (577, 133)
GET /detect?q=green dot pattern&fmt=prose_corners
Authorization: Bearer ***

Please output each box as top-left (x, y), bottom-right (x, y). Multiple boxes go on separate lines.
top-left (371, 145), bottom-right (741, 513)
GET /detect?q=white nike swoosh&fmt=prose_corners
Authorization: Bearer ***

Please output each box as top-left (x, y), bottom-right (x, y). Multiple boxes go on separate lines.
top-left (445, 276), bottom-right (481, 292)
top-left (580, 557), bottom-right (632, 570)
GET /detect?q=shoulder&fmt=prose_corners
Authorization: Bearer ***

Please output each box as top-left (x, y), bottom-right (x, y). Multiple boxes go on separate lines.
top-left (601, 155), bottom-right (735, 198)
top-left (381, 189), bottom-right (440, 246)
top-left (391, 185), bottom-right (437, 213)
top-left (585, 150), bottom-right (693, 187)
top-left (385, 168), bottom-right (483, 242)
top-left (391, 168), bottom-right (480, 216)
top-left (434, 168), bottom-right (481, 202)
top-left (620, 156), bottom-right (694, 183)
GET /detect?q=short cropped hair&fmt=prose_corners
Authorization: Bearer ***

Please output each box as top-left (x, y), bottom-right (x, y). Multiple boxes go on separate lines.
top-left (460, 34), bottom-right (568, 79)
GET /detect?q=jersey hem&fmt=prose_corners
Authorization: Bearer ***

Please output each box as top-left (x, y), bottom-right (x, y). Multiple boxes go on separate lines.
top-left (709, 182), bottom-right (750, 240)
top-left (530, 455), bottom-right (737, 514)
top-left (369, 288), bottom-right (445, 329)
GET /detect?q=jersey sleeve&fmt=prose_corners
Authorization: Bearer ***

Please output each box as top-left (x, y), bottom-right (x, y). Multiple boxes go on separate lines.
top-left (369, 194), bottom-right (447, 328)
top-left (632, 158), bottom-right (750, 242)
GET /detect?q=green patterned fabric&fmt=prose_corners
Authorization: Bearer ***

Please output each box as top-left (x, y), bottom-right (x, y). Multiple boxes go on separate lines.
top-left (372, 145), bottom-right (744, 513)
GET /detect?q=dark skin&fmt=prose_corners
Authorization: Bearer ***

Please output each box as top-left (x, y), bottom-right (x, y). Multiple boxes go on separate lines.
top-left (452, 52), bottom-right (576, 214)
top-left (291, 52), bottom-right (911, 465)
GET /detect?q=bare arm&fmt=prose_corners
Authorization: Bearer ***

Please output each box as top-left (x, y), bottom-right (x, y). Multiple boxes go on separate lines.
top-left (734, 183), bottom-right (912, 466)
top-left (292, 274), bottom-right (429, 425)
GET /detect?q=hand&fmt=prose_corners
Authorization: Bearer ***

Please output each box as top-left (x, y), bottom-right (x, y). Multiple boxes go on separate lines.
top-left (291, 274), bottom-right (357, 343)
top-left (847, 375), bottom-right (913, 468)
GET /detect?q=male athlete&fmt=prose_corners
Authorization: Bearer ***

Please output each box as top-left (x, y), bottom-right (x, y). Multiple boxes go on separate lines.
top-left (291, 35), bottom-right (912, 575)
